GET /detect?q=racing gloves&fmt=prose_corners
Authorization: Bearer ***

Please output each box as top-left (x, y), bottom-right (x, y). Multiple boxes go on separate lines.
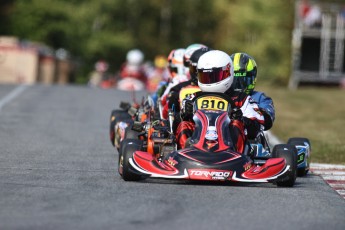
top-left (230, 107), bottom-right (243, 121)
top-left (181, 99), bottom-right (194, 121)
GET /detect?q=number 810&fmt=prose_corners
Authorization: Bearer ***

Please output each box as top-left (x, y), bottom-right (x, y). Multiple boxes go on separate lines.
top-left (200, 99), bottom-right (226, 110)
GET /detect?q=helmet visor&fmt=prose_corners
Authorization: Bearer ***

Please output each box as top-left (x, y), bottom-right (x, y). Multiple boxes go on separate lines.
top-left (233, 75), bottom-right (254, 91)
top-left (198, 67), bottom-right (230, 84)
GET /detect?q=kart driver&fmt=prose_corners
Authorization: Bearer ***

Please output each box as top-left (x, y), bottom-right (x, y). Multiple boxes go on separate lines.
top-left (230, 52), bottom-right (275, 130)
top-left (176, 50), bottom-right (264, 152)
top-left (153, 48), bottom-right (188, 115)
top-left (163, 47), bottom-right (212, 121)
top-left (119, 49), bottom-right (147, 84)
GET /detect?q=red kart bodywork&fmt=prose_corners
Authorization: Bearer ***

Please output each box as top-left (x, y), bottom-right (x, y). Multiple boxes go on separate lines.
top-left (122, 93), bottom-right (292, 183)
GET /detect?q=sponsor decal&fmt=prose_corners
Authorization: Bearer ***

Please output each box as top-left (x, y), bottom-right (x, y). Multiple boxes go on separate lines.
top-left (297, 152), bottom-right (305, 164)
top-left (205, 126), bottom-right (218, 140)
top-left (188, 169), bottom-right (233, 180)
top-left (243, 162), bottom-right (252, 171)
top-left (203, 69), bottom-right (213, 73)
top-left (166, 157), bottom-right (178, 167)
top-left (234, 72), bottom-right (246, 77)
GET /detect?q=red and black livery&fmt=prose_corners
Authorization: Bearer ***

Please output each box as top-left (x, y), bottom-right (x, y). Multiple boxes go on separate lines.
top-left (119, 93), bottom-right (297, 187)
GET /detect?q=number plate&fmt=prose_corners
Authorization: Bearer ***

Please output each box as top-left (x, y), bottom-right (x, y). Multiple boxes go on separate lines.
top-left (196, 96), bottom-right (229, 111)
top-left (179, 86), bottom-right (201, 100)
top-left (179, 86), bottom-right (201, 107)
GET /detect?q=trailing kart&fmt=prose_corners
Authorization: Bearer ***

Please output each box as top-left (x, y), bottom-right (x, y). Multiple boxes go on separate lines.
top-left (109, 95), bottom-right (156, 150)
top-left (119, 93), bottom-right (297, 187)
top-left (109, 101), bottom-right (136, 148)
top-left (250, 131), bottom-right (311, 177)
top-left (111, 85), bottom-right (200, 151)
top-left (287, 137), bottom-right (311, 176)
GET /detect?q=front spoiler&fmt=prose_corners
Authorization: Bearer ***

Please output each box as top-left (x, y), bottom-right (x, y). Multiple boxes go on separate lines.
top-left (129, 150), bottom-right (289, 183)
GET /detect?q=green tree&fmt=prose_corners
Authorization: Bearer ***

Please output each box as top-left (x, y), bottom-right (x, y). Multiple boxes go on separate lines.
top-left (218, 0), bottom-right (294, 85)
top-left (6, 0), bottom-right (295, 84)
top-left (0, 0), bottom-right (15, 34)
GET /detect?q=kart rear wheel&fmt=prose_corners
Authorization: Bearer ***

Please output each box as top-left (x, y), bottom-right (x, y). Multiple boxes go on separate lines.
top-left (109, 109), bottom-right (131, 147)
top-left (287, 137), bottom-right (311, 151)
top-left (124, 123), bottom-right (139, 140)
top-left (272, 144), bottom-right (297, 187)
top-left (121, 139), bottom-right (144, 181)
top-left (287, 137), bottom-right (311, 177)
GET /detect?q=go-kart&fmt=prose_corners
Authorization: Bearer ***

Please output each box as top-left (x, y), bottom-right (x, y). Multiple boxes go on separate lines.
top-left (109, 95), bottom-right (157, 150)
top-left (116, 77), bottom-right (146, 91)
top-left (250, 130), bottom-right (311, 177)
top-left (287, 137), bottom-right (311, 176)
top-left (118, 93), bottom-right (298, 187)
top-left (110, 85), bottom-right (200, 150)
top-left (109, 101), bottom-right (136, 148)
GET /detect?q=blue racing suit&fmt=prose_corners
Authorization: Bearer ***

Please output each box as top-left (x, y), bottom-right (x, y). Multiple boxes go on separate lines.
top-left (250, 91), bottom-right (275, 130)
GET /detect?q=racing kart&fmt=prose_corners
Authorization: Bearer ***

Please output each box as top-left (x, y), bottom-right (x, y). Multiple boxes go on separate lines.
top-left (109, 101), bottom-right (136, 149)
top-left (250, 129), bottom-right (311, 177)
top-left (109, 95), bottom-right (157, 150)
top-left (287, 137), bottom-right (311, 176)
top-left (110, 85), bottom-right (200, 150)
top-left (118, 93), bottom-right (298, 187)
top-left (116, 77), bottom-right (146, 91)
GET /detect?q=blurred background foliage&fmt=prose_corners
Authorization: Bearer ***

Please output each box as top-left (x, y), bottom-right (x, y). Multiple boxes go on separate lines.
top-left (0, 0), bottom-right (294, 84)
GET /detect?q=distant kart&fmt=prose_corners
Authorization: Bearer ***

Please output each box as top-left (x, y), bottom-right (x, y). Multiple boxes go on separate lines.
top-left (116, 77), bottom-right (145, 91)
top-left (118, 93), bottom-right (298, 187)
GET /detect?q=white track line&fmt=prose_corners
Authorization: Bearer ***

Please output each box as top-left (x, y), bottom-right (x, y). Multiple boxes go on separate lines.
top-left (311, 171), bottom-right (345, 176)
top-left (338, 190), bottom-right (345, 196)
top-left (329, 184), bottom-right (345, 189)
top-left (0, 84), bottom-right (29, 112)
top-left (310, 163), bottom-right (345, 170)
top-left (320, 175), bottom-right (345, 181)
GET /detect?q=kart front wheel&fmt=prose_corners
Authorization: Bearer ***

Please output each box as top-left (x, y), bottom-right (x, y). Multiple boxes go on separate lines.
top-left (121, 139), bottom-right (144, 181)
top-left (272, 144), bottom-right (297, 187)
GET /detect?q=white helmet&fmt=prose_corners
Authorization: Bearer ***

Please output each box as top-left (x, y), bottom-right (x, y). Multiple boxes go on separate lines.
top-left (126, 49), bottom-right (144, 65)
top-left (167, 48), bottom-right (186, 77)
top-left (183, 43), bottom-right (207, 67)
top-left (197, 50), bottom-right (234, 93)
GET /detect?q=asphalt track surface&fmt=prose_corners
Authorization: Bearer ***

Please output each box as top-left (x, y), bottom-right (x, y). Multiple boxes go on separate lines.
top-left (0, 84), bottom-right (344, 230)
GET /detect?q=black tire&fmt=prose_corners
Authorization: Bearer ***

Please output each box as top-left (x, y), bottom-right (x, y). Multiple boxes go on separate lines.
top-left (124, 123), bottom-right (139, 139)
top-left (121, 139), bottom-right (144, 181)
top-left (117, 139), bottom-right (132, 176)
top-left (272, 144), bottom-right (297, 187)
top-left (287, 137), bottom-right (311, 151)
top-left (287, 137), bottom-right (311, 177)
top-left (109, 109), bottom-right (131, 147)
top-left (116, 123), bottom-right (139, 155)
